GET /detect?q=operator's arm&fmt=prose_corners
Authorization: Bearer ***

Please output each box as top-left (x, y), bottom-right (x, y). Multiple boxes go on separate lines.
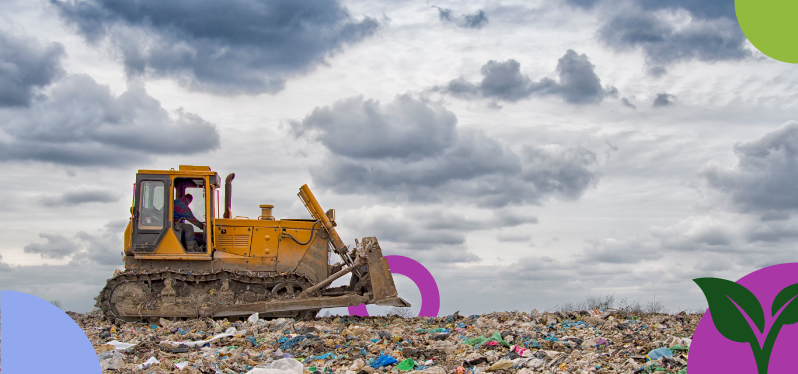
top-left (175, 200), bottom-right (205, 230)
top-left (186, 213), bottom-right (205, 230)
top-left (186, 214), bottom-right (205, 230)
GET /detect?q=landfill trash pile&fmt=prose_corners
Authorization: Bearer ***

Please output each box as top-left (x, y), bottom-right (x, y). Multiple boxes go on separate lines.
top-left (73, 309), bottom-right (700, 374)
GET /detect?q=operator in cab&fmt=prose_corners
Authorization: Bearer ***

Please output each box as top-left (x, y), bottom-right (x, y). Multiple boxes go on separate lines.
top-left (174, 193), bottom-right (204, 252)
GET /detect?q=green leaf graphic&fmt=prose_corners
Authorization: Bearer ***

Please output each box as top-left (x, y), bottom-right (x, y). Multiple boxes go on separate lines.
top-left (772, 283), bottom-right (798, 323)
top-left (694, 277), bottom-right (764, 342)
top-left (695, 278), bottom-right (798, 374)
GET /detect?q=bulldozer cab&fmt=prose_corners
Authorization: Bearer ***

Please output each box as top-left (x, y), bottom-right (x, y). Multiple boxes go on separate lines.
top-left (129, 166), bottom-right (218, 257)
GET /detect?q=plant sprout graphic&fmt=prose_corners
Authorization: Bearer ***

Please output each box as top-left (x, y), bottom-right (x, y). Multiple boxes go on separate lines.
top-left (694, 278), bottom-right (798, 374)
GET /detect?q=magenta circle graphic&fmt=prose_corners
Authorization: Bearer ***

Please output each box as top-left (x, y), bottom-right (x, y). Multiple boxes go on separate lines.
top-left (689, 262), bottom-right (798, 373)
top-left (348, 255), bottom-right (440, 317)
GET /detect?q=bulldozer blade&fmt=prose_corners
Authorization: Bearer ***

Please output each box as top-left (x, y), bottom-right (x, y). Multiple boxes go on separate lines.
top-left (212, 294), bottom-right (368, 318)
top-left (374, 296), bottom-right (412, 307)
top-left (362, 237), bottom-right (404, 305)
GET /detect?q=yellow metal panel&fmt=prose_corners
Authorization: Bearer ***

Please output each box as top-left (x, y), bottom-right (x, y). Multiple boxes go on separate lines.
top-left (215, 225), bottom-right (252, 256)
top-left (179, 165), bottom-right (211, 171)
top-left (154, 228), bottom-right (186, 254)
top-left (276, 227), bottom-right (312, 272)
top-left (213, 218), bottom-right (312, 228)
top-left (124, 220), bottom-right (132, 255)
top-left (134, 254), bottom-right (212, 260)
top-left (251, 226), bottom-right (278, 271)
top-left (278, 220), bottom-right (316, 229)
top-left (293, 238), bottom-right (329, 283)
top-left (213, 250), bottom-right (281, 272)
top-left (136, 228), bottom-right (214, 260)
top-left (138, 169), bottom-right (215, 176)
top-left (213, 251), bottom-right (248, 259)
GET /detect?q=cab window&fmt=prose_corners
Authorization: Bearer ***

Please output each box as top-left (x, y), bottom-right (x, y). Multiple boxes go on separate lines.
top-left (138, 181), bottom-right (165, 230)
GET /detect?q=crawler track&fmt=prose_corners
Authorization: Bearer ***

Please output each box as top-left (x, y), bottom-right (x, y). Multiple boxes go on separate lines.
top-left (95, 269), bottom-right (322, 322)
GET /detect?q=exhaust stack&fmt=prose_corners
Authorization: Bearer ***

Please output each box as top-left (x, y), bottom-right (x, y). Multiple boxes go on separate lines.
top-left (223, 173), bottom-right (235, 218)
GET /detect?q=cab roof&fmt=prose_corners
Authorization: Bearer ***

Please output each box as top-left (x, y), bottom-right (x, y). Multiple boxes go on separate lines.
top-left (138, 165), bottom-right (215, 175)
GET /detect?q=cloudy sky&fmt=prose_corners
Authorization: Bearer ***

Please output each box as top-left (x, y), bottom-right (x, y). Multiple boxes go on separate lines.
top-left (1, 0), bottom-right (797, 315)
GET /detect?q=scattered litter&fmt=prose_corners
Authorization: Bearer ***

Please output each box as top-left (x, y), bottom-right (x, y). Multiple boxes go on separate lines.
top-left (68, 308), bottom-right (699, 374)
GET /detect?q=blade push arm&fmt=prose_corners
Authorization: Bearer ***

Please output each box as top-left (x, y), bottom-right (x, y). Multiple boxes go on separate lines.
top-left (298, 185), bottom-right (347, 254)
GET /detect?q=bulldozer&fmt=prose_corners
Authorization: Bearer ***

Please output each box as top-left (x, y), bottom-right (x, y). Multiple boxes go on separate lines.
top-left (96, 165), bottom-right (410, 322)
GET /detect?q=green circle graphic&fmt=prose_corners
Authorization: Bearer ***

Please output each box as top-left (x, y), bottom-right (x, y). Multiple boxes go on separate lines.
top-left (736, 0), bottom-right (798, 63)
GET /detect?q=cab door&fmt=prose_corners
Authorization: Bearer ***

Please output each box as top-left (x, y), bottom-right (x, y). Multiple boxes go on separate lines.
top-left (131, 174), bottom-right (171, 253)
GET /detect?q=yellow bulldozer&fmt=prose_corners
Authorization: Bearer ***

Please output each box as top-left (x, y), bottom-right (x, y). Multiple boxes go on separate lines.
top-left (96, 165), bottom-right (409, 321)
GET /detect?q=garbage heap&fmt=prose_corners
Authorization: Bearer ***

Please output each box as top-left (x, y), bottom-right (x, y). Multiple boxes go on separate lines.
top-left (75, 309), bottom-right (700, 374)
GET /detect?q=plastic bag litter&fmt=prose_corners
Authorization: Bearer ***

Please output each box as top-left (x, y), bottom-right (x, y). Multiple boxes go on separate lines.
top-left (246, 358), bottom-right (303, 374)
top-left (175, 361), bottom-right (191, 370)
top-left (395, 358), bottom-right (415, 371)
top-left (646, 347), bottom-right (674, 362)
top-left (104, 340), bottom-right (137, 351)
top-left (161, 326), bottom-right (240, 347)
top-left (248, 313), bottom-right (259, 323)
top-left (99, 351), bottom-right (125, 371)
top-left (279, 336), bottom-right (306, 350)
top-left (464, 331), bottom-right (509, 348)
top-left (487, 359), bottom-right (513, 371)
top-left (349, 358), bottom-right (365, 371)
top-left (138, 356), bottom-right (160, 369)
top-left (370, 355), bottom-right (399, 368)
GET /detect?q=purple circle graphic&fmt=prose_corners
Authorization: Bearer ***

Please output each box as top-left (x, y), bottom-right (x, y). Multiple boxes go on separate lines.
top-left (348, 255), bottom-right (440, 317)
top-left (689, 263), bottom-right (798, 373)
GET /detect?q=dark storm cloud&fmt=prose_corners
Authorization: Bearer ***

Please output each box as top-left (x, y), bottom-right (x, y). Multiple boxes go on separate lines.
top-left (307, 131), bottom-right (522, 206)
top-left (555, 50), bottom-right (616, 104)
top-left (647, 66), bottom-right (667, 78)
top-left (21, 221), bottom-right (123, 264)
top-left (477, 59), bottom-right (553, 102)
top-left (433, 6), bottom-right (488, 29)
top-left (73, 223), bottom-right (125, 266)
top-left (351, 213), bottom-right (467, 249)
top-left (440, 50), bottom-right (617, 105)
top-left (636, 0), bottom-right (735, 20)
top-left (566, 0), bottom-right (734, 19)
top-left (423, 210), bottom-right (537, 231)
top-left (342, 207), bottom-right (477, 261)
top-left (564, 0), bottom-right (600, 10)
top-left (52, 0), bottom-right (380, 95)
top-left (745, 223), bottom-right (798, 243)
top-left (0, 30), bottom-right (65, 107)
top-left (0, 74), bottom-right (220, 166)
top-left (703, 121), bottom-right (798, 216)
top-left (36, 186), bottom-right (120, 207)
top-left (652, 93), bottom-right (675, 107)
top-left (23, 233), bottom-right (79, 259)
top-left (579, 215), bottom-right (740, 267)
top-left (598, 11), bottom-right (749, 66)
top-left (293, 95), bottom-right (599, 207)
top-left (290, 94), bottom-right (457, 159)
top-left (342, 207), bottom-right (534, 262)
top-left (558, 0), bottom-right (745, 69)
